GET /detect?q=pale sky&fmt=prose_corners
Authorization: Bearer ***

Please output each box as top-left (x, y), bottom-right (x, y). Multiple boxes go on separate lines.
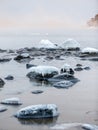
top-left (0, 0), bottom-right (98, 30)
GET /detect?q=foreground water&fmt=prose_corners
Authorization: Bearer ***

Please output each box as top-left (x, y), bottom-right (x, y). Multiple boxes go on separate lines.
top-left (0, 29), bottom-right (98, 130)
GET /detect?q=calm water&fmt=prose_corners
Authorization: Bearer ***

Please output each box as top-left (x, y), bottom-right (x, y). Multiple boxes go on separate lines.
top-left (0, 29), bottom-right (98, 130)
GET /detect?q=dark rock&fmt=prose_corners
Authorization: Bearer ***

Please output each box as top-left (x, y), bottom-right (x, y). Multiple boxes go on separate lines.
top-left (26, 64), bottom-right (37, 69)
top-left (5, 75), bottom-right (14, 80)
top-left (83, 67), bottom-right (90, 70)
top-left (14, 104), bottom-right (59, 119)
top-left (14, 54), bottom-right (30, 61)
top-left (0, 78), bottom-right (5, 87)
top-left (32, 90), bottom-right (44, 94)
top-left (74, 67), bottom-right (83, 71)
top-left (0, 58), bottom-right (12, 63)
top-left (89, 57), bottom-right (98, 61)
top-left (0, 49), bottom-right (7, 53)
top-left (76, 64), bottom-right (82, 67)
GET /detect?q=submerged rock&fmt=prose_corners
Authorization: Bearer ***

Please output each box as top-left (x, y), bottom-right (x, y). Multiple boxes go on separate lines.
top-left (61, 39), bottom-right (80, 51)
top-left (48, 73), bottom-right (79, 83)
top-left (53, 80), bottom-right (74, 89)
top-left (27, 66), bottom-right (59, 80)
top-left (1, 97), bottom-right (22, 105)
top-left (0, 78), bottom-right (5, 87)
top-left (0, 106), bottom-right (7, 112)
top-left (15, 104), bottom-right (59, 119)
top-left (5, 75), bottom-right (14, 80)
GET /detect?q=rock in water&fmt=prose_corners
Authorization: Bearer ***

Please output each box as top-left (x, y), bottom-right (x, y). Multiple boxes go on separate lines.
top-left (27, 66), bottom-right (59, 80)
top-left (32, 90), bottom-right (44, 94)
top-left (5, 75), bottom-right (14, 80)
top-left (0, 78), bottom-right (5, 87)
top-left (15, 104), bottom-right (59, 119)
top-left (61, 39), bottom-right (80, 51)
top-left (60, 64), bottom-right (74, 75)
top-left (81, 47), bottom-right (98, 56)
top-left (53, 80), bottom-right (74, 89)
top-left (1, 97), bottom-right (22, 105)
top-left (0, 106), bottom-right (7, 112)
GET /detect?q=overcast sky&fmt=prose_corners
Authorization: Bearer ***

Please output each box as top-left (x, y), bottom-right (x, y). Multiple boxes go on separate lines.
top-left (0, 0), bottom-right (98, 30)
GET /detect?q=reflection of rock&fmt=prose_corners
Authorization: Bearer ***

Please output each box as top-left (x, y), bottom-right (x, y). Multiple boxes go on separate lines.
top-left (53, 80), bottom-right (75, 89)
top-left (61, 39), bottom-right (80, 51)
top-left (1, 97), bottom-right (22, 105)
top-left (27, 66), bottom-right (59, 80)
top-left (0, 78), bottom-right (5, 87)
top-left (0, 106), bottom-right (7, 112)
top-left (17, 117), bottom-right (58, 125)
top-left (5, 75), bottom-right (14, 80)
top-left (15, 104), bottom-right (59, 119)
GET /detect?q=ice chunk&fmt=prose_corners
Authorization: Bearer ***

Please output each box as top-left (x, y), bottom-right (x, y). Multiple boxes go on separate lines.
top-left (1, 97), bottom-right (22, 105)
top-left (61, 39), bottom-right (80, 50)
top-left (81, 47), bottom-right (98, 54)
top-left (38, 39), bottom-right (57, 49)
top-left (15, 104), bottom-right (59, 119)
top-left (82, 124), bottom-right (98, 130)
top-left (0, 105), bottom-right (7, 112)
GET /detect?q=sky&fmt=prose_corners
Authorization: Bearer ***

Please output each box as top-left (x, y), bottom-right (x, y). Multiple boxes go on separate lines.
top-left (0, 0), bottom-right (98, 31)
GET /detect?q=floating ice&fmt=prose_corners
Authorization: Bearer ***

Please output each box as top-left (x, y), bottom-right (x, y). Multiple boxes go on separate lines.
top-left (38, 39), bottom-right (57, 49)
top-left (61, 39), bottom-right (80, 50)
top-left (28, 65), bottom-right (59, 77)
top-left (15, 104), bottom-right (59, 119)
top-left (81, 47), bottom-right (98, 54)
top-left (0, 105), bottom-right (7, 112)
top-left (82, 124), bottom-right (98, 130)
top-left (1, 97), bottom-right (22, 105)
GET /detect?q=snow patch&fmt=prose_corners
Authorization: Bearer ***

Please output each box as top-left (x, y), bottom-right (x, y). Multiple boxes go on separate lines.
top-left (82, 47), bottom-right (98, 54)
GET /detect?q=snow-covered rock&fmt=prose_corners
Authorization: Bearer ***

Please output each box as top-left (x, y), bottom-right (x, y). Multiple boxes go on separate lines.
top-left (1, 97), bottom-right (22, 105)
top-left (27, 66), bottom-right (59, 80)
top-left (81, 47), bottom-right (98, 54)
top-left (0, 106), bottom-right (7, 112)
top-left (53, 80), bottom-right (74, 89)
top-left (61, 39), bottom-right (80, 50)
top-left (82, 124), bottom-right (98, 130)
top-left (15, 104), bottom-right (59, 119)
top-left (60, 64), bottom-right (74, 75)
top-left (38, 39), bottom-right (57, 49)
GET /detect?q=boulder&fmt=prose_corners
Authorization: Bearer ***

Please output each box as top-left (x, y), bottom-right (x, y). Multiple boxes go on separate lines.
top-left (60, 64), bottom-right (74, 75)
top-left (14, 53), bottom-right (31, 62)
top-left (1, 97), bottom-right (22, 105)
top-left (0, 106), bottom-right (7, 112)
top-left (15, 104), bottom-right (59, 119)
top-left (0, 78), bottom-right (5, 87)
top-left (61, 39), bottom-right (80, 51)
top-left (53, 80), bottom-right (74, 89)
top-left (27, 66), bottom-right (59, 80)
top-left (81, 47), bottom-right (98, 56)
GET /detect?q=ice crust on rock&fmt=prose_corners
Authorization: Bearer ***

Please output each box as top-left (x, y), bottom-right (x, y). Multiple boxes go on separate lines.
top-left (15, 104), bottom-right (59, 119)
top-left (38, 39), bottom-right (57, 49)
top-left (1, 97), bottom-right (22, 105)
top-left (0, 105), bottom-right (7, 112)
top-left (28, 66), bottom-right (59, 77)
top-left (81, 47), bottom-right (98, 54)
top-left (61, 39), bottom-right (80, 50)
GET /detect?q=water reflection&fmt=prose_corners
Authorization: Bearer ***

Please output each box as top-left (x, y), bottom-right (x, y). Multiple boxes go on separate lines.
top-left (17, 117), bottom-right (58, 125)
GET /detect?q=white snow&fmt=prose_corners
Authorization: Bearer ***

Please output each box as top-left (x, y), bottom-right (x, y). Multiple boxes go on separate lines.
top-left (1, 97), bottom-right (22, 105)
top-left (15, 104), bottom-right (59, 118)
top-left (28, 65), bottom-right (59, 76)
top-left (61, 39), bottom-right (80, 49)
top-left (0, 105), bottom-right (7, 112)
top-left (82, 47), bottom-right (98, 54)
top-left (82, 124), bottom-right (98, 130)
top-left (38, 39), bottom-right (57, 49)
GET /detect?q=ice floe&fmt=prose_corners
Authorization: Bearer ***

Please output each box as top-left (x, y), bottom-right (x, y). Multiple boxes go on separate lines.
top-left (1, 97), bottom-right (22, 105)
top-left (15, 104), bottom-right (59, 119)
